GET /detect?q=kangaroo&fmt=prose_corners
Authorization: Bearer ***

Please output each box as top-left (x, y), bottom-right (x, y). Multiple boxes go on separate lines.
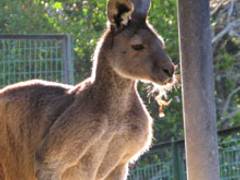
top-left (0, 0), bottom-right (175, 179)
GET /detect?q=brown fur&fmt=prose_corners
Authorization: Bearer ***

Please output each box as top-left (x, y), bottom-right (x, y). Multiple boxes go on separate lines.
top-left (0, 0), bottom-right (174, 179)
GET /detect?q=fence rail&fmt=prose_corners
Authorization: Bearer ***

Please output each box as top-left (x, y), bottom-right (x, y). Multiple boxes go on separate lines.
top-left (0, 34), bottom-right (74, 87)
top-left (129, 126), bottom-right (240, 180)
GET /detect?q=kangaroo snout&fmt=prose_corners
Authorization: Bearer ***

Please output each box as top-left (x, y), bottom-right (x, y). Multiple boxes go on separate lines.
top-left (151, 60), bottom-right (175, 85)
top-left (162, 63), bottom-right (175, 78)
top-left (158, 61), bottom-right (175, 84)
top-left (161, 67), bottom-right (174, 84)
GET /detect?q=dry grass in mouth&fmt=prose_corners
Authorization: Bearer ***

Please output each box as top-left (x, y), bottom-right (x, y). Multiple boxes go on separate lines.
top-left (147, 74), bottom-right (181, 118)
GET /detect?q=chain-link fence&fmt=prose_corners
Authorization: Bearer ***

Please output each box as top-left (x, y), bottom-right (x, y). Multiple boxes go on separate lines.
top-left (129, 127), bottom-right (240, 180)
top-left (0, 35), bottom-right (74, 87)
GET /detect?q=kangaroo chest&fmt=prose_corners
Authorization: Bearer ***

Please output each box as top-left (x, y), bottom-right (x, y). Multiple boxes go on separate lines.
top-left (62, 105), bottom-right (152, 180)
top-left (98, 100), bottom-right (153, 173)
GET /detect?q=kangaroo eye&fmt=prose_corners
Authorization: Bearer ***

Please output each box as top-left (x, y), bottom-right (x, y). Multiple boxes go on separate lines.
top-left (131, 44), bottom-right (144, 51)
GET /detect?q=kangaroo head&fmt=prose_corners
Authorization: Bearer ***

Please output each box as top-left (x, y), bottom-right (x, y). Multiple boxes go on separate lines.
top-left (105, 0), bottom-right (175, 85)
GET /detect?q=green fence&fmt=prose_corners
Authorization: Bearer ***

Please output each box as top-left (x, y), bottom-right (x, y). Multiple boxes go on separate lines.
top-left (128, 127), bottom-right (240, 180)
top-left (0, 35), bottom-right (74, 87)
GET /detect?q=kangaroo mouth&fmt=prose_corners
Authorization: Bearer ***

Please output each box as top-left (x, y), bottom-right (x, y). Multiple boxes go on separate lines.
top-left (151, 73), bottom-right (174, 86)
top-left (163, 77), bottom-right (174, 84)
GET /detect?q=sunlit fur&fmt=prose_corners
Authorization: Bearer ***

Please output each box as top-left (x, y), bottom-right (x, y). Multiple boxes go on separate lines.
top-left (0, 0), bottom-right (175, 180)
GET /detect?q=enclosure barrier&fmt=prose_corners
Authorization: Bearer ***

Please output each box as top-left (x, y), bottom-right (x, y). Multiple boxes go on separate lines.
top-left (128, 126), bottom-right (240, 180)
top-left (0, 34), bottom-right (74, 87)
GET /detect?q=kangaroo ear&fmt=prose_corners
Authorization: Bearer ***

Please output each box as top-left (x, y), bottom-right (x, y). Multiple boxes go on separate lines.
top-left (107, 0), bottom-right (134, 29)
top-left (132, 0), bottom-right (151, 20)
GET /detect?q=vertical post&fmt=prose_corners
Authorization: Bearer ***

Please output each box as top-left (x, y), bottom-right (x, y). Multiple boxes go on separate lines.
top-left (63, 34), bottom-right (74, 84)
top-left (172, 140), bottom-right (184, 180)
top-left (177, 1), bottom-right (220, 180)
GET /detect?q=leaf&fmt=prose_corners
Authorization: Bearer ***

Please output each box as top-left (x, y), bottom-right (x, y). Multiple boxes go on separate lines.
top-left (53, 2), bottom-right (63, 10)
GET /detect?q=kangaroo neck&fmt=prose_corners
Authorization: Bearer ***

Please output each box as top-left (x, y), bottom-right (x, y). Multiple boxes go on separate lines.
top-left (91, 53), bottom-right (136, 112)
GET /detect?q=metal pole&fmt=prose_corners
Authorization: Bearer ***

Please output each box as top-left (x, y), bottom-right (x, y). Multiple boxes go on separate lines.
top-left (63, 34), bottom-right (74, 84)
top-left (177, 0), bottom-right (220, 180)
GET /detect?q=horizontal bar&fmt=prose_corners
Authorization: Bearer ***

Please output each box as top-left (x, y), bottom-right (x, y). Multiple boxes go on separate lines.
top-left (0, 34), bottom-right (68, 40)
top-left (150, 126), bottom-right (240, 151)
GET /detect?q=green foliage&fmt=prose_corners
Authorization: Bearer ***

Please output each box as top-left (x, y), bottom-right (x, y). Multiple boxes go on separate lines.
top-left (149, 0), bottom-right (179, 61)
top-left (215, 50), bottom-right (235, 71)
top-left (214, 37), bottom-right (240, 127)
top-left (0, 0), bottom-right (53, 33)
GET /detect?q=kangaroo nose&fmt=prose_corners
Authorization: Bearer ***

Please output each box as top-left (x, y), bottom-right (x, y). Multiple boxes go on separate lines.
top-left (162, 64), bottom-right (175, 77)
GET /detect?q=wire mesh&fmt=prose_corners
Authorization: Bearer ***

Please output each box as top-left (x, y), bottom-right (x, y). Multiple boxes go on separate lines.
top-left (0, 35), bottom-right (74, 87)
top-left (220, 133), bottom-right (240, 180)
top-left (128, 146), bottom-right (174, 180)
top-left (128, 130), bottom-right (240, 180)
top-left (129, 162), bottom-right (173, 180)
